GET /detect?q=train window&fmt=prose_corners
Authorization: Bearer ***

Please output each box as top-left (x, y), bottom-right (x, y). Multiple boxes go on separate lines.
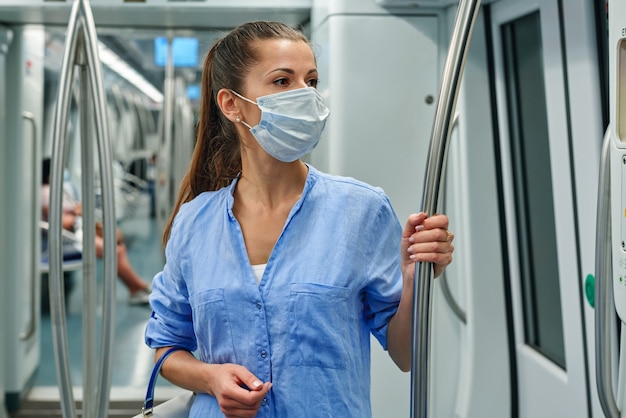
top-left (501, 11), bottom-right (566, 369)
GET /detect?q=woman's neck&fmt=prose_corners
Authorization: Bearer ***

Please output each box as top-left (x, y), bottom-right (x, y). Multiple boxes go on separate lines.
top-left (236, 159), bottom-right (308, 210)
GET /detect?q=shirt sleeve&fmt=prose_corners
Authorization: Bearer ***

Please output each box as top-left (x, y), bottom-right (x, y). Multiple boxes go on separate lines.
top-left (144, 215), bottom-right (197, 352)
top-left (362, 193), bottom-right (403, 350)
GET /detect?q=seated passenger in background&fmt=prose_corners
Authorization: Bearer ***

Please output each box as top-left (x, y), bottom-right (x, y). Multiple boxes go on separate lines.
top-left (41, 157), bottom-right (152, 305)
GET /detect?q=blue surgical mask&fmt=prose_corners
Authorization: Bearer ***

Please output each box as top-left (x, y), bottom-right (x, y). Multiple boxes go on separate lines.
top-left (231, 87), bottom-right (330, 162)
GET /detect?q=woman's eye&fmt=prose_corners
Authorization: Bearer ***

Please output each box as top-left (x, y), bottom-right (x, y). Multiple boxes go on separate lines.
top-left (273, 78), bottom-right (289, 86)
top-left (307, 78), bottom-right (319, 88)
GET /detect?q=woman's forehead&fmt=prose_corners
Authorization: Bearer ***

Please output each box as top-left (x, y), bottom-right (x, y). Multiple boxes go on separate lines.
top-left (250, 39), bottom-right (316, 73)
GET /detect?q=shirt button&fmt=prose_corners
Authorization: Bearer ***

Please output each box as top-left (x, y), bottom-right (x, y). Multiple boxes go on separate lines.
top-left (256, 302), bottom-right (263, 310)
top-left (262, 397), bottom-right (268, 405)
top-left (260, 350), bottom-right (267, 358)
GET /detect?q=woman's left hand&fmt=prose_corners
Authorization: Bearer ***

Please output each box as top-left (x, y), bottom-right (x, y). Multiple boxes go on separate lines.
top-left (401, 212), bottom-right (454, 280)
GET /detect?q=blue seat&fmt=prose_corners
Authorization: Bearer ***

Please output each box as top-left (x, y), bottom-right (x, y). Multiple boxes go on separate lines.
top-left (40, 221), bottom-right (83, 273)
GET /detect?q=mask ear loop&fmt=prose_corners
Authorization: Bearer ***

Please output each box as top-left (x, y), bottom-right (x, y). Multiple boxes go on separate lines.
top-left (235, 115), bottom-right (253, 130)
top-left (230, 90), bottom-right (256, 129)
top-left (229, 89), bottom-right (257, 105)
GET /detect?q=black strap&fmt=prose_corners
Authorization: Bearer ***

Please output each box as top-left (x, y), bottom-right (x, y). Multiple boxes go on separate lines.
top-left (142, 347), bottom-right (186, 416)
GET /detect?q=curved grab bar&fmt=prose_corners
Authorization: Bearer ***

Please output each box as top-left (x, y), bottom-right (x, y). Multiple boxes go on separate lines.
top-left (49, 4), bottom-right (82, 417)
top-left (81, 2), bottom-right (118, 414)
top-left (595, 127), bottom-right (619, 418)
top-left (410, 1), bottom-right (481, 417)
top-left (49, 1), bottom-right (117, 418)
top-left (78, 50), bottom-right (99, 418)
top-left (20, 111), bottom-right (38, 342)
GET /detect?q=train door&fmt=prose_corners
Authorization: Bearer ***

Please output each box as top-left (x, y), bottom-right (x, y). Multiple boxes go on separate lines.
top-left (490, 0), bottom-right (592, 416)
top-left (0, 25), bottom-right (45, 412)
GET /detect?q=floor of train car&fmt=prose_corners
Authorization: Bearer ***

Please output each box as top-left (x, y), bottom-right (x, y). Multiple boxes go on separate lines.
top-left (16, 199), bottom-right (186, 416)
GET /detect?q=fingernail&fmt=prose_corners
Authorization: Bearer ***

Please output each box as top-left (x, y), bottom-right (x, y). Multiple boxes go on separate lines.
top-left (415, 225), bottom-right (424, 232)
top-left (408, 236), bottom-right (415, 243)
top-left (253, 380), bottom-right (262, 389)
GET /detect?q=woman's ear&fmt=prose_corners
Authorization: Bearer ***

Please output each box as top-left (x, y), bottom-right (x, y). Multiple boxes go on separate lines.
top-left (216, 88), bottom-right (239, 123)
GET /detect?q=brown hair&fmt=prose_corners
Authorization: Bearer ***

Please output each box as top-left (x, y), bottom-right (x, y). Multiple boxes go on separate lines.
top-left (163, 21), bottom-right (309, 245)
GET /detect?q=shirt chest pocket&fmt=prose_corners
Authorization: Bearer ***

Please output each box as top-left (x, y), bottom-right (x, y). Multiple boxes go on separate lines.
top-left (288, 283), bottom-right (351, 369)
top-left (190, 288), bottom-right (236, 364)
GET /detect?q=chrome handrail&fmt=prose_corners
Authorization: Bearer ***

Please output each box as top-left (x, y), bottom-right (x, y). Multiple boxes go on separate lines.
top-left (410, 1), bottom-right (481, 417)
top-left (48, 1), bottom-right (117, 417)
top-left (595, 127), bottom-right (619, 418)
top-left (78, 43), bottom-right (99, 418)
top-left (20, 112), bottom-right (38, 342)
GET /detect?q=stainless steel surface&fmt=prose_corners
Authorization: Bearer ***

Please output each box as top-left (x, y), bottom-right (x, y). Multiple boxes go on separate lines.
top-left (20, 111), bottom-right (38, 342)
top-left (410, 1), bottom-right (481, 417)
top-left (595, 127), bottom-right (619, 418)
top-left (156, 36), bottom-right (175, 236)
top-left (49, 2), bottom-right (81, 416)
top-left (78, 45), bottom-right (98, 418)
top-left (48, 1), bottom-right (117, 417)
top-left (80, 0), bottom-right (118, 415)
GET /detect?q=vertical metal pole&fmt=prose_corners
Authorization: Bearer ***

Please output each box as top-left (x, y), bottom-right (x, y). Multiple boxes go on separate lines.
top-left (48, 2), bottom-right (82, 417)
top-left (595, 128), bottom-right (620, 418)
top-left (49, 1), bottom-right (117, 417)
top-left (77, 32), bottom-right (99, 418)
top-left (158, 35), bottom-right (175, 232)
top-left (410, 1), bottom-right (481, 417)
top-left (80, 0), bottom-right (117, 415)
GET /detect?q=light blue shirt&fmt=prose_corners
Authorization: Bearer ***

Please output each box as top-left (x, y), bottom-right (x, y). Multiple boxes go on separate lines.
top-left (145, 165), bottom-right (403, 417)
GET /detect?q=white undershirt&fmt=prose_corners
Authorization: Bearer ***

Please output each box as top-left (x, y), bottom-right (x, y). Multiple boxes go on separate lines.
top-left (251, 264), bottom-right (267, 285)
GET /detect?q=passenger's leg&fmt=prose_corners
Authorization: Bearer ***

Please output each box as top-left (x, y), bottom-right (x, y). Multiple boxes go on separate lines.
top-left (94, 232), bottom-right (151, 295)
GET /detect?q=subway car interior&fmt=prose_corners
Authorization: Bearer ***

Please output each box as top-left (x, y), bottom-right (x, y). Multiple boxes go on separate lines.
top-left (0, 0), bottom-right (620, 417)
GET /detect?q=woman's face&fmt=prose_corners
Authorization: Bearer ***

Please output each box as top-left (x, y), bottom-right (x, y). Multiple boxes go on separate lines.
top-left (239, 38), bottom-right (318, 126)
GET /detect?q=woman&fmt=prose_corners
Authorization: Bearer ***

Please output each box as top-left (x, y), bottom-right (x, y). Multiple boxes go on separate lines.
top-left (145, 21), bottom-right (454, 417)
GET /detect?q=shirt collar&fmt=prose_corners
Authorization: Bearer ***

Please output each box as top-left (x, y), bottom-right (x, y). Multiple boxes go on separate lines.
top-left (225, 165), bottom-right (319, 219)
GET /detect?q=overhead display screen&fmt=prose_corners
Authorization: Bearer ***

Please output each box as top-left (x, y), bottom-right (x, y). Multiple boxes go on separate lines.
top-left (154, 37), bottom-right (199, 68)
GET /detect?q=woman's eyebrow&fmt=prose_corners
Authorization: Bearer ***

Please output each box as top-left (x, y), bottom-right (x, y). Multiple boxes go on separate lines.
top-left (267, 68), bottom-right (318, 75)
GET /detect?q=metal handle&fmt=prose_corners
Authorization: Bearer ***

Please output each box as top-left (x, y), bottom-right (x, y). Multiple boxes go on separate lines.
top-left (410, 1), bottom-right (481, 417)
top-left (49, 1), bottom-right (117, 418)
top-left (595, 127), bottom-right (620, 418)
top-left (20, 111), bottom-right (38, 341)
top-left (49, 4), bottom-right (82, 416)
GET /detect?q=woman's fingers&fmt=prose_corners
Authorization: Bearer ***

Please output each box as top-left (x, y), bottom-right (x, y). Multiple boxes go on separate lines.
top-left (402, 213), bottom-right (454, 278)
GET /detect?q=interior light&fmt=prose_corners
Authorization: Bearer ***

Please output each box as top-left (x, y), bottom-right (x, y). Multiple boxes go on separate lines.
top-left (98, 42), bottom-right (164, 103)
